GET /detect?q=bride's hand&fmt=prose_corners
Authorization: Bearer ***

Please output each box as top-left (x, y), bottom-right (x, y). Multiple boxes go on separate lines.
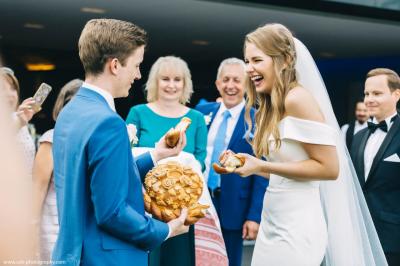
top-left (233, 153), bottom-right (264, 177)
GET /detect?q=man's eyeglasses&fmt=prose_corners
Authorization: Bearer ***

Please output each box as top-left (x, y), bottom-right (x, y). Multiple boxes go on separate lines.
top-left (1, 67), bottom-right (15, 76)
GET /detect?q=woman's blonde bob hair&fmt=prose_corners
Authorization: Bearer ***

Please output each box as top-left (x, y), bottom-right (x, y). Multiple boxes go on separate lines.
top-left (244, 23), bottom-right (299, 157)
top-left (145, 56), bottom-right (193, 104)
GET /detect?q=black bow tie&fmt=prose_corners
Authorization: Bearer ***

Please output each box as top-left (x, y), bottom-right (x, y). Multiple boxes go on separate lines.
top-left (368, 120), bottom-right (387, 133)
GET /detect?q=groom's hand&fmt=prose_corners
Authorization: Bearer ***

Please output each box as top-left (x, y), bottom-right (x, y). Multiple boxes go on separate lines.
top-left (152, 131), bottom-right (187, 162)
top-left (167, 208), bottom-right (189, 239)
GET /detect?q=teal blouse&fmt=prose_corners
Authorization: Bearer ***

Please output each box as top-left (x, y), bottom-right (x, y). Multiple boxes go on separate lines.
top-left (126, 104), bottom-right (207, 171)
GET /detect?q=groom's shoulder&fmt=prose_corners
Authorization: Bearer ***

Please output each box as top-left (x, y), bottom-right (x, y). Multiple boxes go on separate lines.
top-left (95, 111), bottom-right (125, 129)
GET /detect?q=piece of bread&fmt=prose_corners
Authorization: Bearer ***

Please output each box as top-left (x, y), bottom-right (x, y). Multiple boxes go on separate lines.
top-left (143, 161), bottom-right (209, 225)
top-left (165, 117), bottom-right (191, 148)
top-left (212, 150), bottom-right (245, 174)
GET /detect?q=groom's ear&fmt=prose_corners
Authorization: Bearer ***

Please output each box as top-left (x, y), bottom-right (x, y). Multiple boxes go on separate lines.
top-left (105, 58), bottom-right (119, 76)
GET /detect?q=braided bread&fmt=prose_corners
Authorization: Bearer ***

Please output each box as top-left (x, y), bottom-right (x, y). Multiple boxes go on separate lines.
top-left (144, 161), bottom-right (209, 225)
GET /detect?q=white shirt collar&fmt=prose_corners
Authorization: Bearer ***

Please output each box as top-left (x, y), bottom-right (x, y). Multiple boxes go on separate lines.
top-left (355, 120), bottom-right (367, 127)
top-left (218, 99), bottom-right (245, 119)
top-left (82, 82), bottom-right (116, 112)
top-left (372, 112), bottom-right (398, 131)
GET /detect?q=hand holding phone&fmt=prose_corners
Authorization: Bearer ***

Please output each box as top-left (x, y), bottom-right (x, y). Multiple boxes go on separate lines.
top-left (31, 83), bottom-right (52, 112)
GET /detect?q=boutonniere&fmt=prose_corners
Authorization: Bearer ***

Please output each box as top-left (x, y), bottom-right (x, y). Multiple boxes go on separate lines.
top-left (204, 112), bottom-right (213, 126)
top-left (127, 124), bottom-right (139, 147)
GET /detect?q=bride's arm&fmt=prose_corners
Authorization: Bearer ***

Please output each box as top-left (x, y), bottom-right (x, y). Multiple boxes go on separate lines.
top-left (235, 87), bottom-right (339, 181)
top-left (237, 145), bottom-right (338, 181)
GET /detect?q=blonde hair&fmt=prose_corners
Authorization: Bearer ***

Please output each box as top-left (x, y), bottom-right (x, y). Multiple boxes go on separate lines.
top-left (78, 19), bottom-right (147, 76)
top-left (52, 79), bottom-right (83, 121)
top-left (366, 68), bottom-right (400, 92)
top-left (1, 67), bottom-right (21, 103)
top-left (145, 56), bottom-right (193, 104)
top-left (244, 23), bottom-right (299, 157)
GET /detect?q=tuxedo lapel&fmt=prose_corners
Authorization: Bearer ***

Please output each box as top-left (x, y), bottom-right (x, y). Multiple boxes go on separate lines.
top-left (227, 107), bottom-right (245, 149)
top-left (346, 121), bottom-right (355, 150)
top-left (356, 130), bottom-right (370, 187)
top-left (366, 116), bottom-right (400, 185)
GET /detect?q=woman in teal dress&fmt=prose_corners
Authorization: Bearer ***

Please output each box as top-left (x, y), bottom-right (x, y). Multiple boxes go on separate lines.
top-left (126, 56), bottom-right (207, 266)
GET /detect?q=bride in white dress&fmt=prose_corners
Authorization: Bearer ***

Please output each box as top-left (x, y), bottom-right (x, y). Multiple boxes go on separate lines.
top-left (234, 23), bottom-right (387, 265)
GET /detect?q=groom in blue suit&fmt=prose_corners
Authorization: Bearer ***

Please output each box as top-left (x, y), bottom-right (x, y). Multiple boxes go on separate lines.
top-left (196, 58), bottom-right (268, 266)
top-left (52, 19), bottom-right (188, 266)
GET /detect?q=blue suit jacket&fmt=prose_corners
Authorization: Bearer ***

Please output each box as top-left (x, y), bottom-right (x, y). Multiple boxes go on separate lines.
top-left (196, 102), bottom-right (268, 230)
top-left (52, 88), bottom-right (169, 266)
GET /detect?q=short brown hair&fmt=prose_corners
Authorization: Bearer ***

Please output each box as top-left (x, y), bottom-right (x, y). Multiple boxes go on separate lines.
top-left (366, 68), bottom-right (400, 92)
top-left (52, 79), bottom-right (83, 121)
top-left (78, 19), bottom-right (147, 76)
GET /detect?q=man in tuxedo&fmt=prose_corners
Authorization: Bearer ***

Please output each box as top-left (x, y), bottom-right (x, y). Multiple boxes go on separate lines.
top-left (52, 19), bottom-right (188, 266)
top-left (196, 58), bottom-right (268, 266)
top-left (351, 68), bottom-right (400, 265)
top-left (341, 100), bottom-right (368, 150)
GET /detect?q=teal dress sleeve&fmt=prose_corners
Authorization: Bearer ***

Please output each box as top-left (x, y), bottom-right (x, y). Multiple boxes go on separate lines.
top-left (125, 105), bottom-right (207, 171)
top-left (192, 110), bottom-right (207, 171)
top-left (126, 105), bottom-right (142, 145)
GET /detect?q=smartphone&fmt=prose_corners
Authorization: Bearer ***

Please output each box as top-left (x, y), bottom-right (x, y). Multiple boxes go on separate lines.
top-left (31, 83), bottom-right (52, 112)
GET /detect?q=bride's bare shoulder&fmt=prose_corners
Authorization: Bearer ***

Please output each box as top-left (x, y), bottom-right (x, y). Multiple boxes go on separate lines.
top-left (284, 86), bottom-right (325, 123)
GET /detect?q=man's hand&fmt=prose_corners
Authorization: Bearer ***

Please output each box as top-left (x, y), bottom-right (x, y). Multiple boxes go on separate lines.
top-left (167, 208), bottom-right (189, 239)
top-left (152, 131), bottom-right (186, 162)
top-left (242, 220), bottom-right (259, 240)
top-left (15, 98), bottom-right (38, 129)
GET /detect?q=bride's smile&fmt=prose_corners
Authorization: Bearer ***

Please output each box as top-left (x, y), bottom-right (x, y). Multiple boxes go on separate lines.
top-left (244, 42), bottom-right (275, 94)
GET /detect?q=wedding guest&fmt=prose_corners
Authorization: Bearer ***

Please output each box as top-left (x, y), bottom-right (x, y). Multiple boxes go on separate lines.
top-left (32, 79), bottom-right (82, 260)
top-left (1, 67), bottom-right (38, 174)
top-left (127, 56), bottom-right (227, 266)
top-left (127, 56), bottom-right (207, 170)
top-left (52, 19), bottom-right (189, 266)
top-left (0, 66), bottom-right (36, 262)
top-left (341, 100), bottom-right (368, 150)
top-left (233, 23), bottom-right (386, 265)
top-left (351, 68), bottom-right (400, 266)
top-left (196, 58), bottom-right (268, 266)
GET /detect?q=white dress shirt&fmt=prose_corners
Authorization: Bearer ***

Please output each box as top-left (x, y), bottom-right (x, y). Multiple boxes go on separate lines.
top-left (364, 112), bottom-right (398, 180)
top-left (204, 100), bottom-right (245, 184)
top-left (83, 82), bottom-right (116, 112)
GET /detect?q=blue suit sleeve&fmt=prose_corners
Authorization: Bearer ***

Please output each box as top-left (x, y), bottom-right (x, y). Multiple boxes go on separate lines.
top-left (246, 108), bottom-right (268, 223)
top-left (246, 174), bottom-right (268, 223)
top-left (126, 106), bottom-right (141, 142)
top-left (194, 112), bottom-right (208, 171)
top-left (135, 152), bottom-right (154, 183)
top-left (88, 116), bottom-right (168, 251)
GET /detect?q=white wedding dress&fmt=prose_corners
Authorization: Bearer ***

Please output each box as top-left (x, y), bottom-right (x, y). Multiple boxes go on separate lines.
top-left (252, 116), bottom-right (334, 266)
top-left (251, 38), bottom-right (387, 266)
